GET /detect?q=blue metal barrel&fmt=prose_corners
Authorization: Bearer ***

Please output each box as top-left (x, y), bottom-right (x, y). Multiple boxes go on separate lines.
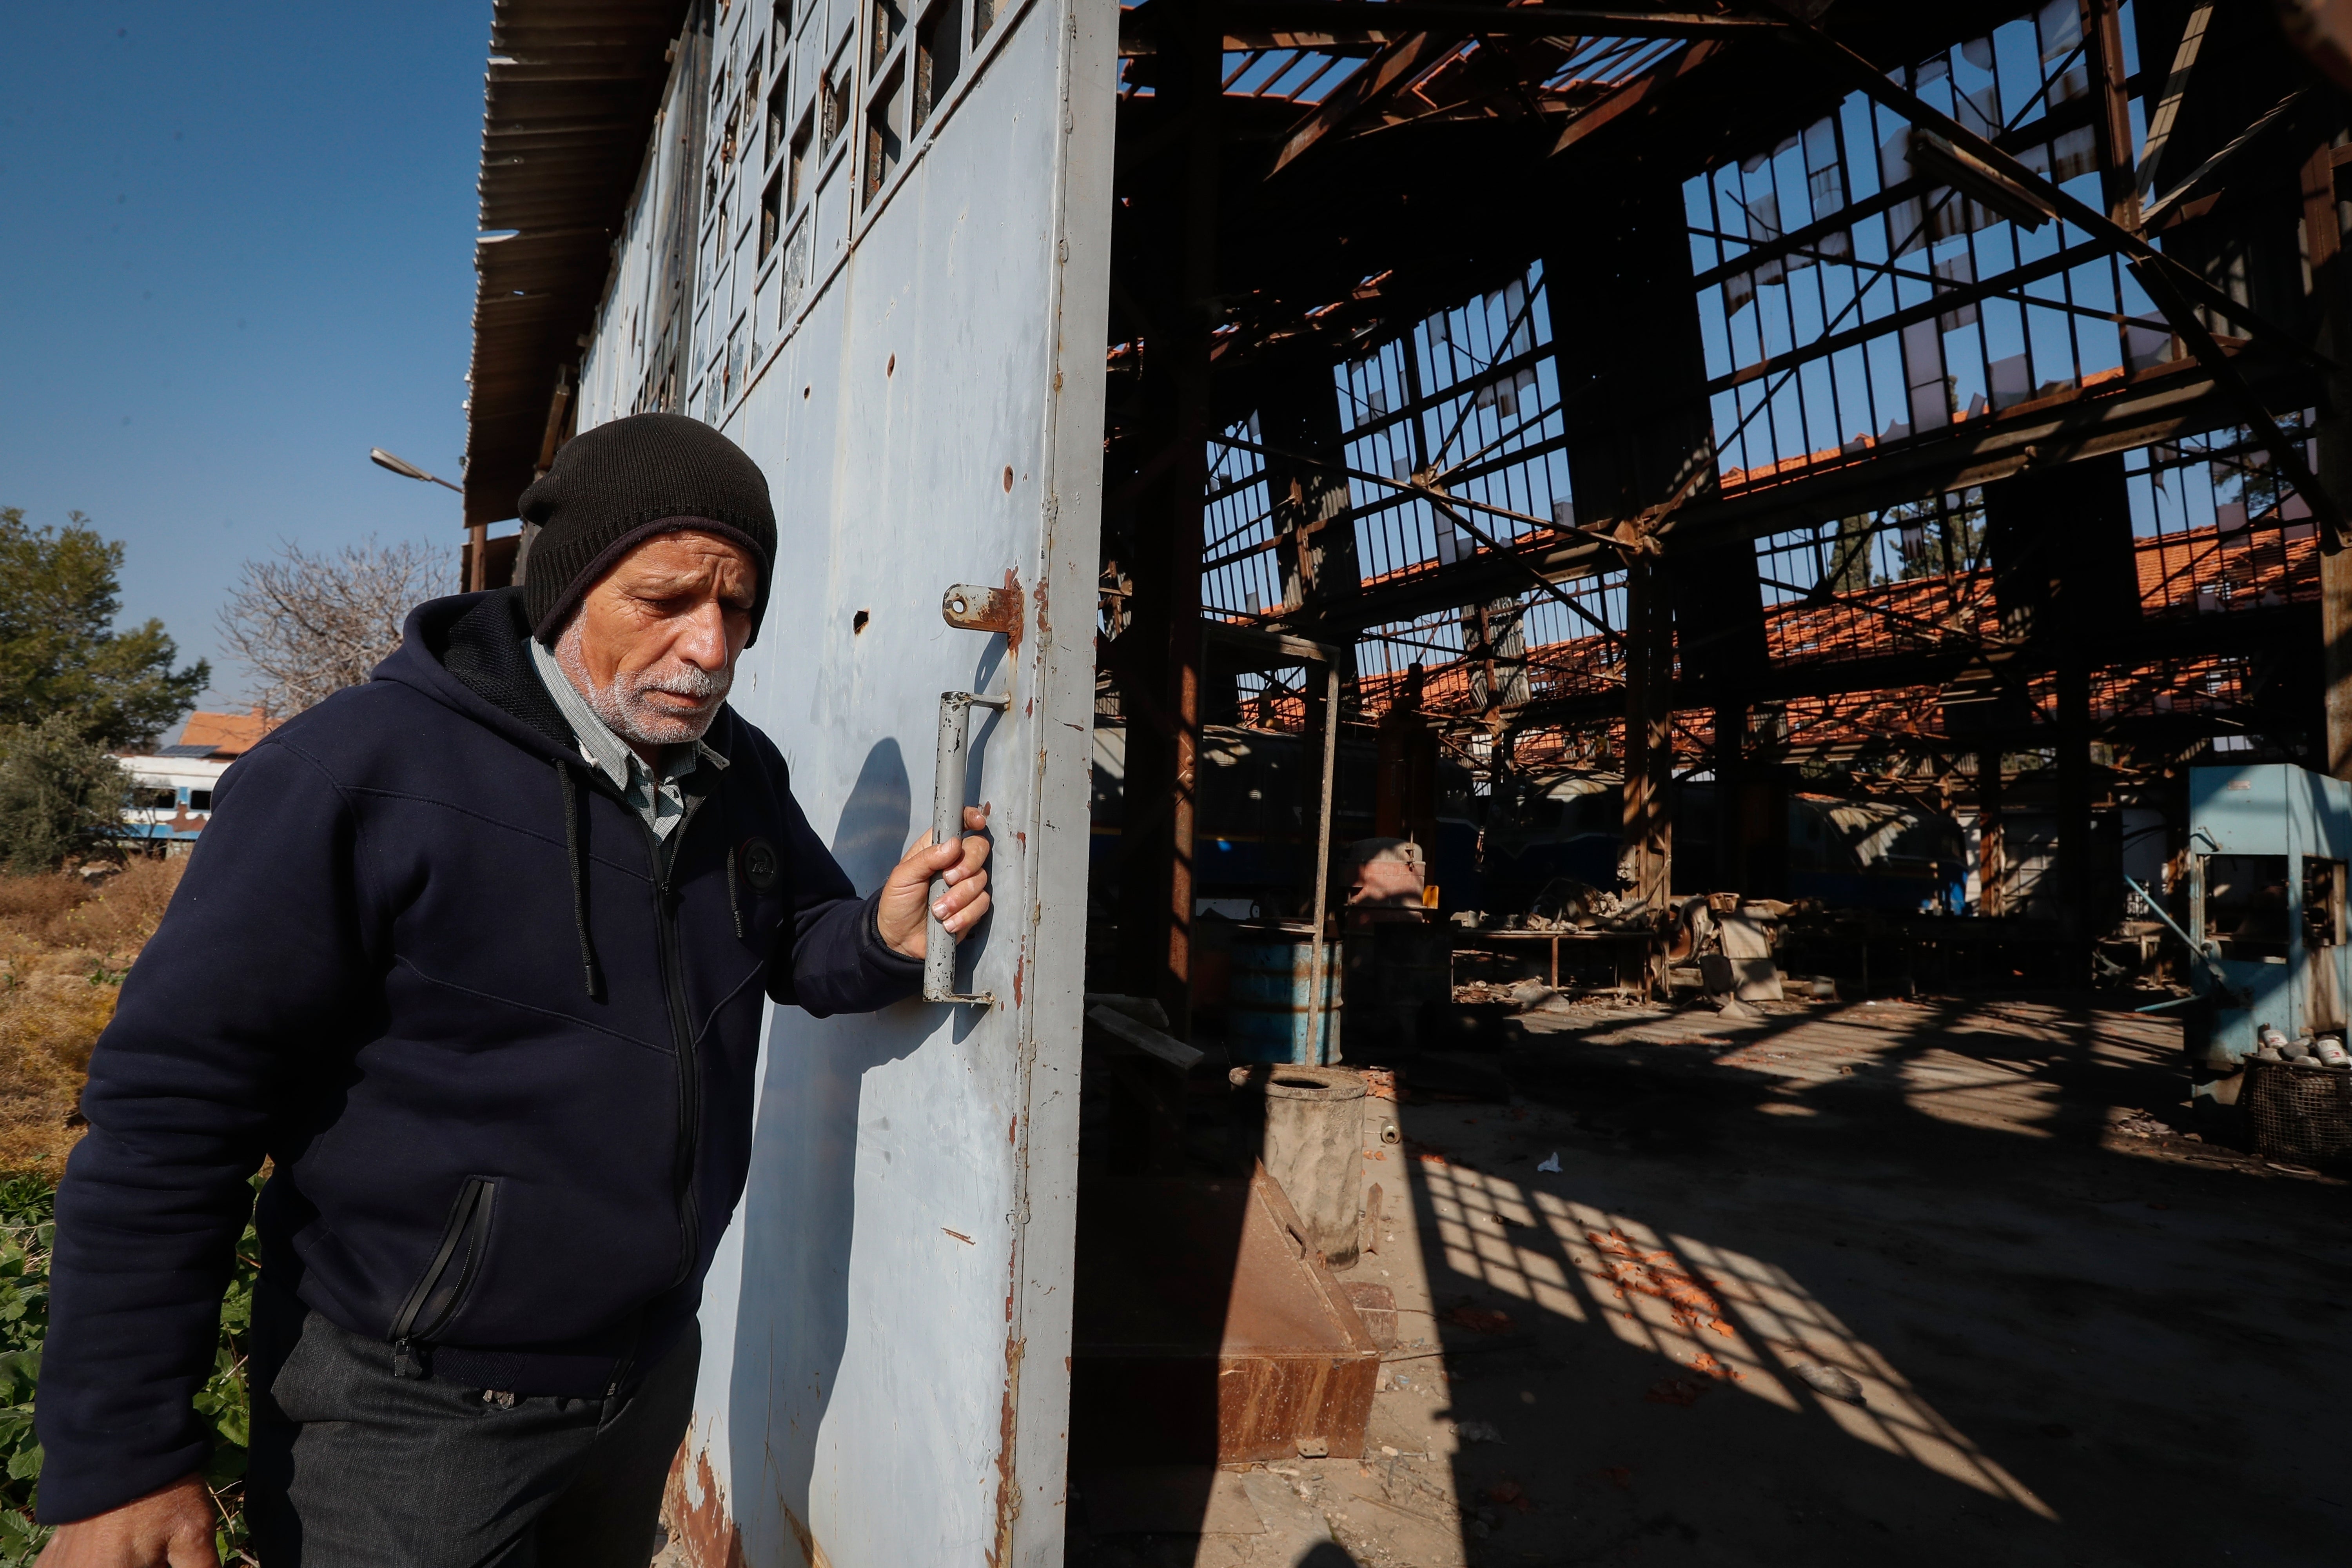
top-left (1227, 934), bottom-right (1341, 1065)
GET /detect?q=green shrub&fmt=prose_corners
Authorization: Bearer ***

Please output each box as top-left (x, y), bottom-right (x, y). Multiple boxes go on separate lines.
top-left (0, 720), bottom-right (128, 877)
top-left (0, 1170), bottom-right (258, 1564)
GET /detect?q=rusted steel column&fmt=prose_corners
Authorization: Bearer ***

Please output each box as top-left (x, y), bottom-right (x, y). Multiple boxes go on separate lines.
top-left (1259, 354), bottom-right (1361, 628)
top-left (1620, 553), bottom-right (1673, 911)
top-left (1548, 172), bottom-right (1714, 912)
top-left (1166, 633), bottom-right (1201, 1034)
top-left (2079, 0), bottom-right (2139, 226)
top-left (2056, 646), bottom-right (2092, 952)
top-left (1109, 0), bottom-right (1220, 1033)
top-left (1303, 662), bottom-right (1340, 1062)
top-left (1160, 0), bottom-right (1221, 1038)
top-left (1984, 456), bottom-right (2132, 942)
top-left (1978, 752), bottom-right (2005, 918)
top-left (1712, 698), bottom-right (1744, 892)
top-left (2305, 140), bottom-right (2352, 780)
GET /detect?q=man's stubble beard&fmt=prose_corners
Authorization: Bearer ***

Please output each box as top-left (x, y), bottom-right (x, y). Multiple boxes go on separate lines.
top-left (554, 618), bottom-right (733, 749)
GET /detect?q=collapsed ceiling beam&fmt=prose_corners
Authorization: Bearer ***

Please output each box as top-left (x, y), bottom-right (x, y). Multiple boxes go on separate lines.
top-left (2139, 87), bottom-right (2311, 230)
top-left (1256, 2), bottom-right (1779, 174)
top-left (2134, 1), bottom-right (2214, 205)
top-left (1549, 33), bottom-right (1720, 156)
top-left (1265, 24), bottom-right (1467, 174)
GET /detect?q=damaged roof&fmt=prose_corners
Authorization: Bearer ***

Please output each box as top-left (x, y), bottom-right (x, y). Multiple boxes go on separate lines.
top-left (463, 0), bottom-right (689, 526)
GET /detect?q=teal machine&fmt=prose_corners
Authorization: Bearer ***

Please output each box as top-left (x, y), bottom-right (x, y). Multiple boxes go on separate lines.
top-left (2180, 764), bottom-right (2352, 1089)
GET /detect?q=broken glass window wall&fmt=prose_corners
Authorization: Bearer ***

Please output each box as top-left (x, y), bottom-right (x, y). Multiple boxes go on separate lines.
top-left (1753, 489), bottom-right (1993, 667)
top-left (1686, 2), bottom-right (2165, 486)
top-left (1203, 413), bottom-right (1279, 619)
top-left (2125, 414), bottom-right (2323, 617)
top-left (1333, 263), bottom-right (1573, 590)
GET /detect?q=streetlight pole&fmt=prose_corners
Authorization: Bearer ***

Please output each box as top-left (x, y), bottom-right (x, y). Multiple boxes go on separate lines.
top-left (370, 448), bottom-right (485, 591)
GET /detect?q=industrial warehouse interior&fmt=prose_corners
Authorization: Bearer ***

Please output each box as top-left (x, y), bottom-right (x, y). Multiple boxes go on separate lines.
top-left (441, 1), bottom-right (2352, 1563)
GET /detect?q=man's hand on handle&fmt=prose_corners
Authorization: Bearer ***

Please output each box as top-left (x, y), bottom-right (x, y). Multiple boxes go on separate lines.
top-left (36, 1474), bottom-right (217, 1568)
top-left (878, 804), bottom-right (993, 960)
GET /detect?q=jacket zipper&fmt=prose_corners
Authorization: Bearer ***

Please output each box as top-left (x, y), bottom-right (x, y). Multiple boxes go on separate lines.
top-left (650, 795), bottom-right (708, 1289)
top-left (389, 1176), bottom-right (497, 1377)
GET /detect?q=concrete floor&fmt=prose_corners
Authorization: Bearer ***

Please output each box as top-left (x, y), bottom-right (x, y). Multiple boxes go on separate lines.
top-left (1068, 994), bottom-right (2352, 1568)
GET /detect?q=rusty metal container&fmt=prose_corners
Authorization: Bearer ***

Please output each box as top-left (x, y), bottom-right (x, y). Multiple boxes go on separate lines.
top-left (1228, 929), bottom-right (1341, 1065)
top-left (1069, 1165), bottom-right (1381, 1465)
top-left (1228, 1064), bottom-right (1367, 1270)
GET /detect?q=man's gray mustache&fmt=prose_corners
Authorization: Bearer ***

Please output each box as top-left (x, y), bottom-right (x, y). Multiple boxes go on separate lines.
top-left (632, 667), bottom-right (730, 701)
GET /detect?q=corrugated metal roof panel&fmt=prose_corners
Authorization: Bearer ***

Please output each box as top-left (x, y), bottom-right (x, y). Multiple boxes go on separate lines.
top-left (461, 0), bottom-right (692, 526)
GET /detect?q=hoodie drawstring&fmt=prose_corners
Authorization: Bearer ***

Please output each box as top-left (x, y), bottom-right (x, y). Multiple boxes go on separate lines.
top-left (725, 845), bottom-right (744, 939)
top-left (555, 760), bottom-right (604, 1001)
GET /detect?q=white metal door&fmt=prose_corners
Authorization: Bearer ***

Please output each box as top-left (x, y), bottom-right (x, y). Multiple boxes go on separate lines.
top-left (577, 0), bottom-right (1115, 1561)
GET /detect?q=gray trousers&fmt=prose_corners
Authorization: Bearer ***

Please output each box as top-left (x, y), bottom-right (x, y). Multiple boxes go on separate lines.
top-left (246, 1284), bottom-right (698, 1568)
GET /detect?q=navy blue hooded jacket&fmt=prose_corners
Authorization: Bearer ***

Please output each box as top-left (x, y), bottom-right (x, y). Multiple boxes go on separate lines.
top-left (34, 589), bottom-right (921, 1524)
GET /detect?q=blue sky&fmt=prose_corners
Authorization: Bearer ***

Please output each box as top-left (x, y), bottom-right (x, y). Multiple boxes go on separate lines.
top-left (0, 3), bottom-right (488, 710)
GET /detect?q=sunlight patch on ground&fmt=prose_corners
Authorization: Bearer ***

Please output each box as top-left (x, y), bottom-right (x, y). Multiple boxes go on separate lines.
top-left (1424, 1157), bottom-right (1587, 1323)
top-left (1899, 1059), bottom-right (2061, 1138)
top-left (1673, 1232), bottom-right (2058, 1519)
top-left (1416, 1155), bottom-right (2059, 1520)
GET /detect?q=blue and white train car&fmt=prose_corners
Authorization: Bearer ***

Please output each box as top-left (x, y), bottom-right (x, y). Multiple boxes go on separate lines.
top-left (113, 748), bottom-right (230, 849)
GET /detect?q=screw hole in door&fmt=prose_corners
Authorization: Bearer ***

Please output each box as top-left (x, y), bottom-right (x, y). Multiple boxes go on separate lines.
top-left (1002, 466), bottom-right (1013, 492)
top-left (887, 353), bottom-right (896, 376)
top-left (853, 609), bottom-right (870, 634)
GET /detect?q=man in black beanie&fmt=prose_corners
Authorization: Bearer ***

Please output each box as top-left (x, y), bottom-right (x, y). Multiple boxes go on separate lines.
top-left (32, 412), bottom-right (991, 1566)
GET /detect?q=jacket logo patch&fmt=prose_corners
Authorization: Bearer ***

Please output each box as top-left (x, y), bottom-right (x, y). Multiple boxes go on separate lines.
top-left (740, 837), bottom-right (780, 891)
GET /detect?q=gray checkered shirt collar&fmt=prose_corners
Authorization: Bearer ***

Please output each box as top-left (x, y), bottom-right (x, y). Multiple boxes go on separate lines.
top-left (527, 637), bottom-right (727, 811)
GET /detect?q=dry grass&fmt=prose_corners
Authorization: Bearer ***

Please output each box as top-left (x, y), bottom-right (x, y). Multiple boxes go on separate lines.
top-left (0, 858), bottom-right (183, 1174)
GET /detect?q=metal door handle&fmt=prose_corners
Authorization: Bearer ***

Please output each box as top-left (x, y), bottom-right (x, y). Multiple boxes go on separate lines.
top-left (927, 687), bottom-right (1007, 1004)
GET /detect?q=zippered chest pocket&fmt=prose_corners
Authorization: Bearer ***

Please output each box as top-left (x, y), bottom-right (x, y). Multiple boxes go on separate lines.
top-left (389, 1176), bottom-right (496, 1374)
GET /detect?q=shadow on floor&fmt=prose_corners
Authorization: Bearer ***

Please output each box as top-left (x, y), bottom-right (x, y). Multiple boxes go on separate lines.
top-left (1066, 991), bottom-right (2351, 1566)
top-left (1409, 990), bottom-right (2349, 1566)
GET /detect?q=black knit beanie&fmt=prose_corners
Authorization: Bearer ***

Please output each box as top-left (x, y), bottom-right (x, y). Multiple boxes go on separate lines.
top-left (516, 412), bottom-right (778, 644)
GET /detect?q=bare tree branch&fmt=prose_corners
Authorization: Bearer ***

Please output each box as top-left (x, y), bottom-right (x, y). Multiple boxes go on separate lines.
top-left (218, 539), bottom-right (452, 720)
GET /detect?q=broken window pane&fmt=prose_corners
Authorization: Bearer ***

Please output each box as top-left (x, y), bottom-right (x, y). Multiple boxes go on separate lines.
top-left (760, 170), bottom-right (783, 262)
top-left (914, 0), bottom-right (963, 133)
top-left (821, 63), bottom-right (847, 151)
top-left (865, 63), bottom-right (906, 201)
top-left (789, 110), bottom-right (813, 210)
top-left (767, 70), bottom-right (790, 165)
top-left (872, 0), bottom-right (906, 73)
top-left (2305, 858), bottom-right (2341, 948)
top-left (2206, 854), bottom-right (2290, 962)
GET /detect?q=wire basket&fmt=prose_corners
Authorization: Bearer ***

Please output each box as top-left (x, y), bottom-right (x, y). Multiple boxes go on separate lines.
top-left (2245, 1059), bottom-right (2352, 1166)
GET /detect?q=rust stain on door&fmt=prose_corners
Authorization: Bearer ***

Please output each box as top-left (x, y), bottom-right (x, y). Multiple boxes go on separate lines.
top-left (662, 1441), bottom-right (748, 1568)
top-left (985, 1333), bottom-right (1027, 1568)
